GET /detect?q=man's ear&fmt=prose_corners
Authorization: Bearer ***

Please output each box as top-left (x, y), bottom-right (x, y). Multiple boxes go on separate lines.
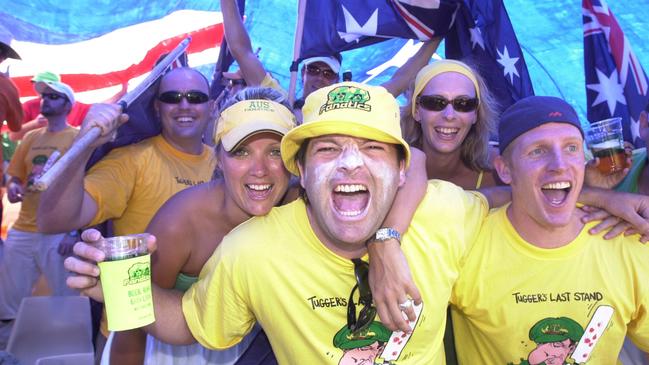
top-left (493, 155), bottom-right (512, 185)
top-left (398, 160), bottom-right (407, 188)
top-left (208, 99), bottom-right (218, 119)
top-left (153, 99), bottom-right (160, 116)
top-left (297, 160), bottom-right (306, 189)
top-left (215, 148), bottom-right (223, 171)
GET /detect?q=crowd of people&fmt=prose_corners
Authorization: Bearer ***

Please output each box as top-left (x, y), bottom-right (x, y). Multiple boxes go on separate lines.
top-left (0, 2), bottom-right (648, 364)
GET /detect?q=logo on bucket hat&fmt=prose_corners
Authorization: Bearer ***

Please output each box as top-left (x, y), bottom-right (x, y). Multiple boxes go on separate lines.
top-left (319, 85), bottom-right (372, 115)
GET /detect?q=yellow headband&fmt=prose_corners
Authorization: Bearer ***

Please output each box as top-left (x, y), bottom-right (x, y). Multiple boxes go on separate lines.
top-left (411, 59), bottom-right (481, 116)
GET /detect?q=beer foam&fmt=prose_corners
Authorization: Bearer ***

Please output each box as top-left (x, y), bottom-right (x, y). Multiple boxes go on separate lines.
top-left (590, 139), bottom-right (620, 149)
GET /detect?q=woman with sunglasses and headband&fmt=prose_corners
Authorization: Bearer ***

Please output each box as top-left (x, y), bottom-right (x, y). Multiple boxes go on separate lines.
top-left (401, 59), bottom-right (500, 190)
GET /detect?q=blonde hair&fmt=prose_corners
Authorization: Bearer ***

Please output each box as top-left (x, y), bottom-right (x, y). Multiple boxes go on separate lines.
top-left (401, 60), bottom-right (498, 172)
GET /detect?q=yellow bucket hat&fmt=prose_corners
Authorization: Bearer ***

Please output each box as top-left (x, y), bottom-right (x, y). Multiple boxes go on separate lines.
top-left (411, 59), bottom-right (481, 116)
top-left (215, 99), bottom-right (296, 151)
top-left (281, 81), bottom-right (410, 176)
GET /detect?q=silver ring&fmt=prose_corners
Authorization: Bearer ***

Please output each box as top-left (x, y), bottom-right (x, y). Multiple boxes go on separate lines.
top-left (398, 299), bottom-right (413, 311)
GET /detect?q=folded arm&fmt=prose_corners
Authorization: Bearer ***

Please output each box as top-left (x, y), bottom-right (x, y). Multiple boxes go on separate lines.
top-left (368, 147), bottom-right (427, 332)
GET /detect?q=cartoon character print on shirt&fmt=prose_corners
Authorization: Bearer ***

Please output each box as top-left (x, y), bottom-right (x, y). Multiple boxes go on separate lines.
top-left (508, 305), bottom-right (614, 365)
top-left (26, 154), bottom-right (49, 188)
top-left (334, 321), bottom-right (392, 365)
top-left (333, 303), bottom-right (425, 364)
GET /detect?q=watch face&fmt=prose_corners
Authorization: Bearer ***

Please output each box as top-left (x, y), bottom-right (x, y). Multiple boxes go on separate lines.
top-left (375, 228), bottom-right (400, 241)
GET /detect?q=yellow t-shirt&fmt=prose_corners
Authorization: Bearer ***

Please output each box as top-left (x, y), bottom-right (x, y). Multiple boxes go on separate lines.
top-left (451, 205), bottom-right (649, 364)
top-left (182, 180), bottom-right (487, 364)
top-left (7, 126), bottom-right (79, 232)
top-left (84, 135), bottom-right (216, 235)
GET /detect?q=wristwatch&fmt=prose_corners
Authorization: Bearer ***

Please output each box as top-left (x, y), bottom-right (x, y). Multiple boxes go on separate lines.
top-left (367, 227), bottom-right (402, 245)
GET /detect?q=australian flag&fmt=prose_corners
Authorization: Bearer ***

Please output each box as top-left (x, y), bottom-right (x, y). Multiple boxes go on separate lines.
top-left (445, 0), bottom-right (534, 114)
top-left (299, 0), bottom-right (462, 60)
top-left (583, 0), bottom-right (649, 146)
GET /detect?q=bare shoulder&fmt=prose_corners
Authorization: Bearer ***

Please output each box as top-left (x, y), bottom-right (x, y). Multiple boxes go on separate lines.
top-left (149, 181), bottom-right (224, 238)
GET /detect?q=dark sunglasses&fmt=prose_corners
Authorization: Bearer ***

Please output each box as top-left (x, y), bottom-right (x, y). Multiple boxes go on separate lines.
top-left (41, 93), bottom-right (67, 101)
top-left (417, 95), bottom-right (479, 113)
top-left (221, 78), bottom-right (247, 87)
top-left (346, 259), bottom-right (377, 336)
top-left (158, 90), bottom-right (209, 104)
top-left (305, 64), bottom-right (338, 81)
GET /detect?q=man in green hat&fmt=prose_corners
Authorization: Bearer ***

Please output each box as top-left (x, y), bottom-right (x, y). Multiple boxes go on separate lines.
top-left (14, 71), bottom-right (127, 141)
top-left (333, 322), bottom-right (392, 365)
top-left (0, 80), bottom-right (79, 348)
top-left (521, 317), bottom-right (584, 365)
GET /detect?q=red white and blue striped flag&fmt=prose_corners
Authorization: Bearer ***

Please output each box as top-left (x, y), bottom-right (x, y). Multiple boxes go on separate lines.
top-left (5, 5), bottom-right (224, 103)
top-left (583, 0), bottom-right (649, 146)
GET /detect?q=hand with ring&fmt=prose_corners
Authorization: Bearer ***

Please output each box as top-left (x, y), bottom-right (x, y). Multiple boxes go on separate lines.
top-left (398, 299), bottom-right (414, 312)
top-left (367, 239), bottom-right (422, 333)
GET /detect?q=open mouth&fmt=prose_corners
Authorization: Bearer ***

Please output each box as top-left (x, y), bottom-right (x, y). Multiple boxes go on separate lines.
top-left (541, 181), bottom-right (571, 206)
top-left (332, 184), bottom-right (370, 217)
top-left (245, 184), bottom-right (273, 199)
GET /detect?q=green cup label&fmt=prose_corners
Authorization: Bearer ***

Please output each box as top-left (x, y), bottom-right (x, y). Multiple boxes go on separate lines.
top-left (99, 254), bottom-right (155, 331)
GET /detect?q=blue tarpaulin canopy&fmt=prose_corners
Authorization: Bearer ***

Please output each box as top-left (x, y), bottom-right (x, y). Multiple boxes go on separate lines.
top-left (3, 0), bottom-right (648, 125)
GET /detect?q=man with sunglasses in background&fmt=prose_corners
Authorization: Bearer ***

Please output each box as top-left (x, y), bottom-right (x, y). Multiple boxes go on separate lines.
top-left (0, 80), bottom-right (79, 349)
top-left (36, 67), bottom-right (216, 358)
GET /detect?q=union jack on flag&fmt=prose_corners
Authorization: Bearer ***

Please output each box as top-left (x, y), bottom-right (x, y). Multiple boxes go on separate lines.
top-left (583, 0), bottom-right (649, 146)
top-left (300, 0), bottom-right (462, 60)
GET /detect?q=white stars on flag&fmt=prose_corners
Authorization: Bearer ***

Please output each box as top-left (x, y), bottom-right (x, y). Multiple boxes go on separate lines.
top-left (586, 68), bottom-right (627, 116)
top-left (339, 6), bottom-right (378, 43)
top-left (497, 46), bottom-right (519, 84)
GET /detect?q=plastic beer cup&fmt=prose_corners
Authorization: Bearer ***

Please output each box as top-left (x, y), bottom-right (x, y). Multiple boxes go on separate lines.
top-left (97, 234), bottom-right (155, 331)
top-left (585, 117), bottom-right (628, 175)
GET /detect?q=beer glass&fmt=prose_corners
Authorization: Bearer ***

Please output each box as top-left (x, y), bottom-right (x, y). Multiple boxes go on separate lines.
top-left (585, 117), bottom-right (628, 175)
